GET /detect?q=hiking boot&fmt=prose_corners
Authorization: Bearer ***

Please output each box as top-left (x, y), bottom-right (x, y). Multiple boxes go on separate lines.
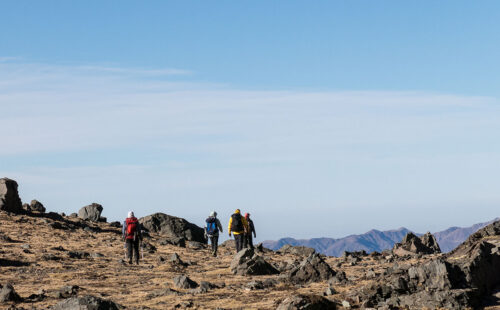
top-left (213, 251), bottom-right (217, 257)
top-left (128, 260), bottom-right (132, 265)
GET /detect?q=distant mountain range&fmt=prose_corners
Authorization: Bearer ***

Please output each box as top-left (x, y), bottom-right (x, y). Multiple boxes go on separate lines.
top-left (263, 218), bottom-right (499, 257)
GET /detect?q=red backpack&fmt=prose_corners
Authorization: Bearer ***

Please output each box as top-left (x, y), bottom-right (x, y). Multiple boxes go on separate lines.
top-left (125, 217), bottom-right (138, 240)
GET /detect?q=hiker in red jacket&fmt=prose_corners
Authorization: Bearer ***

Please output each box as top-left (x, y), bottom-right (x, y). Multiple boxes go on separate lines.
top-left (122, 211), bottom-right (142, 264)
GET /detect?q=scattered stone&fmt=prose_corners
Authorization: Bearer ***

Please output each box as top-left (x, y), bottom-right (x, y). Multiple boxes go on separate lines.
top-left (287, 253), bottom-right (336, 284)
top-left (42, 254), bottom-right (62, 261)
top-left (29, 200), bottom-right (46, 213)
top-left (173, 275), bottom-right (198, 289)
top-left (170, 253), bottom-right (188, 267)
top-left (139, 213), bottom-right (205, 243)
top-left (68, 251), bottom-right (90, 259)
top-left (276, 294), bottom-right (336, 310)
top-left (0, 283), bottom-right (22, 302)
top-left (49, 285), bottom-right (80, 299)
top-left (159, 237), bottom-right (186, 247)
top-left (141, 241), bottom-right (157, 253)
top-left (187, 241), bottom-right (205, 250)
top-left (109, 221), bottom-right (121, 228)
top-left (146, 288), bottom-right (183, 298)
top-left (52, 295), bottom-right (121, 310)
top-left (91, 253), bottom-right (104, 258)
top-left (0, 178), bottom-right (23, 213)
top-left (78, 203), bottom-right (103, 222)
top-left (68, 213), bottom-right (78, 218)
top-left (230, 248), bottom-right (279, 276)
top-left (324, 287), bottom-right (336, 296)
top-left (189, 281), bottom-right (215, 294)
top-left (341, 300), bottom-right (351, 309)
top-left (278, 244), bottom-right (316, 257)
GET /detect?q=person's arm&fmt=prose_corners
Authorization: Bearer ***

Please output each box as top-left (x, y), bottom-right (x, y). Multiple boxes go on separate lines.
top-left (122, 221), bottom-right (127, 239)
top-left (251, 221), bottom-right (256, 238)
top-left (228, 217), bottom-right (232, 236)
top-left (217, 219), bottom-right (223, 233)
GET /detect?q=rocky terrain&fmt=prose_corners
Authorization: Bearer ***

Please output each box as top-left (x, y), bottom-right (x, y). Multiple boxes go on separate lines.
top-left (1, 178), bottom-right (500, 309)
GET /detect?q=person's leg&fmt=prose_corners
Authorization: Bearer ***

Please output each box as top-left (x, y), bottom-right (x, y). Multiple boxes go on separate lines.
top-left (249, 235), bottom-right (254, 249)
top-left (236, 234), bottom-right (243, 252)
top-left (126, 239), bottom-right (133, 264)
top-left (243, 234), bottom-right (248, 248)
top-left (214, 235), bottom-right (219, 255)
top-left (133, 240), bottom-right (140, 264)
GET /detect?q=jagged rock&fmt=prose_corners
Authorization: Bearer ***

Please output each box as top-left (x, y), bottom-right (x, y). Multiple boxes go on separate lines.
top-left (52, 295), bottom-right (121, 310)
top-left (170, 253), bottom-right (188, 267)
top-left (68, 251), bottom-right (90, 259)
top-left (139, 213), bottom-right (205, 243)
top-left (0, 283), bottom-right (22, 302)
top-left (287, 253), bottom-right (336, 284)
top-left (393, 232), bottom-right (441, 256)
top-left (0, 178), bottom-right (23, 214)
top-left (146, 288), bottom-right (183, 298)
top-left (109, 221), bottom-right (121, 228)
top-left (141, 241), bottom-right (157, 253)
top-left (29, 200), bottom-right (46, 213)
top-left (189, 281), bottom-right (215, 294)
top-left (187, 241), bottom-right (205, 250)
top-left (49, 285), bottom-right (79, 299)
top-left (328, 270), bottom-right (348, 285)
top-left (159, 237), bottom-right (186, 247)
top-left (278, 244), bottom-right (316, 257)
top-left (78, 203), bottom-right (103, 222)
top-left (173, 275), bottom-right (198, 289)
top-left (220, 239), bottom-right (235, 248)
top-left (68, 213), bottom-right (78, 218)
top-left (276, 294), bottom-right (336, 310)
top-left (230, 248), bottom-right (279, 276)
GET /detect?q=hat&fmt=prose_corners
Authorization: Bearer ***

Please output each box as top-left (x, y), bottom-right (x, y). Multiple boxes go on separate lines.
top-left (235, 209), bottom-right (241, 214)
top-left (210, 211), bottom-right (217, 217)
top-left (128, 211), bottom-right (134, 218)
top-left (245, 213), bottom-right (250, 219)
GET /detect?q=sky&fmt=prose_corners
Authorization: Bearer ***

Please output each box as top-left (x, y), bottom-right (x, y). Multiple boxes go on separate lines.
top-left (1, 1), bottom-right (499, 242)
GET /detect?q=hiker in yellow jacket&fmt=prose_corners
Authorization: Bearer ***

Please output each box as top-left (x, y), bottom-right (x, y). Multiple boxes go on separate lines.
top-left (228, 209), bottom-right (248, 253)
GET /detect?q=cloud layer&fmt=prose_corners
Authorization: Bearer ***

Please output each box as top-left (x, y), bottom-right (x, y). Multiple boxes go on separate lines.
top-left (1, 60), bottom-right (499, 240)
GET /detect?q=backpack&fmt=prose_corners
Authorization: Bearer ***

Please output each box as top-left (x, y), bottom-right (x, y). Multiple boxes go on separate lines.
top-left (126, 217), bottom-right (138, 240)
top-left (231, 213), bottom-right (243, 232)
top-left (206, 217), bottom-right (218, 236)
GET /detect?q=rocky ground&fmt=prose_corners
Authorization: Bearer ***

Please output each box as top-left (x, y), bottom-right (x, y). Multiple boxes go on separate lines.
top-left (1, 178), bottom-right (500, 309)
top-left (1, 210), bottom-right (500, 310)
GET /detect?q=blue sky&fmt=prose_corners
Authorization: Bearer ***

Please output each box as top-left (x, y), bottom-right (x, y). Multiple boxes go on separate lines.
top-left (1, 1), bottom-right (499, 241)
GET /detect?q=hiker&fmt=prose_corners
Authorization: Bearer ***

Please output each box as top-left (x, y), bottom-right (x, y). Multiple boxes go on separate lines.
top-left (122, 211), bottom-right (142, 264)
top-left (228, 209), bottom-right (248, 253)
top-left (205, 211), bottom-right (223, 257)
top-left (243, 213), bottom-right (256, 249)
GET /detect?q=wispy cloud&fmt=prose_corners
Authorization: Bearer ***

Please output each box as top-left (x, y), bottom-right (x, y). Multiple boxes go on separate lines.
top-left (1, 60), bottom-right (499, 239)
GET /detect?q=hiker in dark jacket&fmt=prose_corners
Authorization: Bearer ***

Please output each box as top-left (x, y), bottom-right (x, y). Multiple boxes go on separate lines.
top-left (243, 213), bottom-right (256, 249)
top-left (228, 209), bottom-right (248, 253)
top-left (205, 211), bottom-right (223, 257)
top-left (122, 211), bottom-right (142, 264)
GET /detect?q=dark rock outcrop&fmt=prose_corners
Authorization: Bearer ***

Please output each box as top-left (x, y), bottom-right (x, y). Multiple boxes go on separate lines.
top-left (28, 200), bottom-right (46, 213)
top-left (276, 294), bottom-right (336, 310)
top-left (287, 253), bottom-right (336, 284)
top-left (139, 213), bottom-right (205, 243)
top-left (0, 178), bottom-right (23, 213)
top-left (392, 232), bottom-right (441, 256)
top-left (78, 203), bottom-right (103, 222)
top-left (173, 275), bottom-right (198, 289)
top-left (52, 295), bottom-right (121, 310)
top-left (0, 283), bottom-right (22, 303)
top-left (230, 248), bottom-right (279, 276)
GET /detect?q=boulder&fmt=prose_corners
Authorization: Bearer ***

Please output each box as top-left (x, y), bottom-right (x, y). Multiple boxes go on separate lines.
top-left (0, 178), bottom-right (23, 213)
top-left (393, 232), bottom-right (441, 256)
top-left (78, 203), bottom-right (103, 222)
top-left (173, 275), bottom-right (198, 289)
top-left (52, 295), bottom-right (121, 310)
top-left (0, 283), bottom-right (22, 302)
top-left (276, 294), bottom-right (336, 310)
top-left (287, 253), bottom-right (336, 284)
top-left (29, 199), bottom-right (46, 213)
top-left (159, 236), bottom-right (186, 247)
top-left (139, 213), bottom-right (205, 243)
top-left (230, 248), bottom-right (279, 276)
top-left (278, 244), bottom-right (316, 257)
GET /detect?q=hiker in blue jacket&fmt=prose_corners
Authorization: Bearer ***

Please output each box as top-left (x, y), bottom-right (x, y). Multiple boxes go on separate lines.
top-left (205, 211), bottom-right (223, 257)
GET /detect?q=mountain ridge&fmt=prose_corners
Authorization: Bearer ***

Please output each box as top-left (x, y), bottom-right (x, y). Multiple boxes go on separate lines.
top-left (263, 218), bottom-right (499, 256)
